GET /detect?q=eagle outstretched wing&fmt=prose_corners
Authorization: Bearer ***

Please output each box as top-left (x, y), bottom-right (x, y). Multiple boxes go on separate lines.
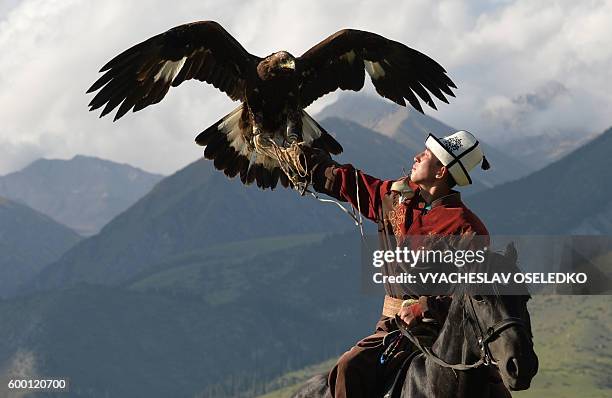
top-left (87, 21), bottom-right (261, 121)
top-left (87, 23), bottom-right (457, 191)
top-left (298, 29), bottom-right (456, 112)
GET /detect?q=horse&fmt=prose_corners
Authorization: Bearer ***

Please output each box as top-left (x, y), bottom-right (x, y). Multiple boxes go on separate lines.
top-left (291, 242), bottom-right (539, 398)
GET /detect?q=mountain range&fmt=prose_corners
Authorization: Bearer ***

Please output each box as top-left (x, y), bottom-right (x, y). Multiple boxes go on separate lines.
top-left (318, 95), bottom-right (533, 189)
top-left (319, 94), bottom-right (601, 176)
top-left (0, 155), bottom-right (163, 236)
top-left (501, 129), bottom-right (600, 170)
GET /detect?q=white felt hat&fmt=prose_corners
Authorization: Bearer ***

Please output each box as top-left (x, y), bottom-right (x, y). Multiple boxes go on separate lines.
top-left (425, 130), bottom-right (490, 186)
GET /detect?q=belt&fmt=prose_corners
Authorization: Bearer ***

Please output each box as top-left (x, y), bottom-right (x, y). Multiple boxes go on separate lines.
top-left (382, 295), bottom-right (418, 318)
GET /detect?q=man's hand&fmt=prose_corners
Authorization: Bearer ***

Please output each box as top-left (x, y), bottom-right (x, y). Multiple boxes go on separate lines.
top-left (298, 146), bottom-right (339, 193)
top-left (299, 146), bottom-right (333, 173)
top-left (397, 302), bottom-right (423, 327)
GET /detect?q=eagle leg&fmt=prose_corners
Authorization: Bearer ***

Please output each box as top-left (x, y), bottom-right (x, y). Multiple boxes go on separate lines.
top-left (286, 110), bottom-right (302, 144)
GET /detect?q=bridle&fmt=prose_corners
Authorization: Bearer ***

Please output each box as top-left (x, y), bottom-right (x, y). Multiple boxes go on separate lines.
top-left (396, 294), bottom-right (531, 371)
top-left (464, 295), bottom-right (530, 367)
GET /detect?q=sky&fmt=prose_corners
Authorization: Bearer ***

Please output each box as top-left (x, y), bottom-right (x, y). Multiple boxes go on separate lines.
top-left (1, 0), bottom-right (611, 175)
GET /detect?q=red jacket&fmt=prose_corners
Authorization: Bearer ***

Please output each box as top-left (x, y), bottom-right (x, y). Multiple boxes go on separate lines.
top-left (314, 162), bottom-right (490, 315)
top-left (316, 163), bottom-right (489, 243)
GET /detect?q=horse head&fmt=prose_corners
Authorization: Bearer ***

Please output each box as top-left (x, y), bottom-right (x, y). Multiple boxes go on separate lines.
top-left (460, 242), bottom-right (539, 391)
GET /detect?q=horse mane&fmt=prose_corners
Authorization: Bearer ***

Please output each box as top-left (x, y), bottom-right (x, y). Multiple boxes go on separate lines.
top-left (419, 233), bottom-right (531, 298)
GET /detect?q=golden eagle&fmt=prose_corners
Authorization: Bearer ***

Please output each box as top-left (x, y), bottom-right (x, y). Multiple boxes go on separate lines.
top-left (87, 21), bottom-right (456, 189)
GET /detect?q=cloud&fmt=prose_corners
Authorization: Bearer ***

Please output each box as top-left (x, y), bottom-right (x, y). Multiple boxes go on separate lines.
top-left (433, 1), bottom-right (612, 140)
top-left (0, 139), bottom-right (46, 176)
top-left (0, 0), bottom-right (20, 20)
top-left (481, 80), bottom-right (570, 133)
top-left (514, 81), bottom-right (569, 111)
top-left (0, 0), bottom-right (611, 174)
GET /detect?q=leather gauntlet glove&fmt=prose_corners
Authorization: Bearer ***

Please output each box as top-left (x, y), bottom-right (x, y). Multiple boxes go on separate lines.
top-left (300, 147), bottom-right (339, 193)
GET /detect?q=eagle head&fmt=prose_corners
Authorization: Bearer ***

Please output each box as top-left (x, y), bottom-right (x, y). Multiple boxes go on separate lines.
top-left (257, 51), bottom-right (296, 80)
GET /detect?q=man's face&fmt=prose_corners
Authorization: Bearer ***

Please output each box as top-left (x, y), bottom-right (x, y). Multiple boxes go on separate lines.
top-left (410, 148), bottom-right (444, 185)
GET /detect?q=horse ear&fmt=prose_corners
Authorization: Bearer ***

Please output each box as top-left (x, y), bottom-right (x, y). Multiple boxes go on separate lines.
top-left (505, 242), bottom-right (518, 263)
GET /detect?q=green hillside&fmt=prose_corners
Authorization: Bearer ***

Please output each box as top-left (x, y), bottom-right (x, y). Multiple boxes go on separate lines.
top-left (256, 295), bottom-right (612, 398)
top-left (0, 232), bottom-right (382, 398)
top-left (0, 197), bottom-right (81, 298)
top-left (125, 234), bottom-right (326, 302)
top-left (469, 127), bottom-right (612, 234)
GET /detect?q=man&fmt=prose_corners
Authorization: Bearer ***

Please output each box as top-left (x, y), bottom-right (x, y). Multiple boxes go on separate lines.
top-left (306, 130), bottom-right (506, 398)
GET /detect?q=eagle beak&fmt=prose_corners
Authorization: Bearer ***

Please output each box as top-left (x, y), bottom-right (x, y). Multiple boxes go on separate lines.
top-left (281, 59), bottom-right (296, 70)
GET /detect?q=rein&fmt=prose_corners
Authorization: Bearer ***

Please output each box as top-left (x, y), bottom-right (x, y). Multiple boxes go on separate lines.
top-left (395, 295), bottom-right (529, 371)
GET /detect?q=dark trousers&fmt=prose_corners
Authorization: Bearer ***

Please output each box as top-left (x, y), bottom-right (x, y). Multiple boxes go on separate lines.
top-left (328, 317), bottom-right (403, 398)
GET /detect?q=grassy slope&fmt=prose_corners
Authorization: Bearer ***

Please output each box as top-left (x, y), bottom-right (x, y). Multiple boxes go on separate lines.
top-left (513, 296), bottom-right (612, 398)
top-left (0, 232), bottom-right (381, 398)
top-left (257, 359), bottom-right (336, 398)
top-left (125, 233), bottom-right (326, 303)
top-left (256, 296), bottom-right (612, 398)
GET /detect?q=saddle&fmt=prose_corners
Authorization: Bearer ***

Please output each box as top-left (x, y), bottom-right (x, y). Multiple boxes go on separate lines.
top-left (380, 321), bottom-right (439, 398)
